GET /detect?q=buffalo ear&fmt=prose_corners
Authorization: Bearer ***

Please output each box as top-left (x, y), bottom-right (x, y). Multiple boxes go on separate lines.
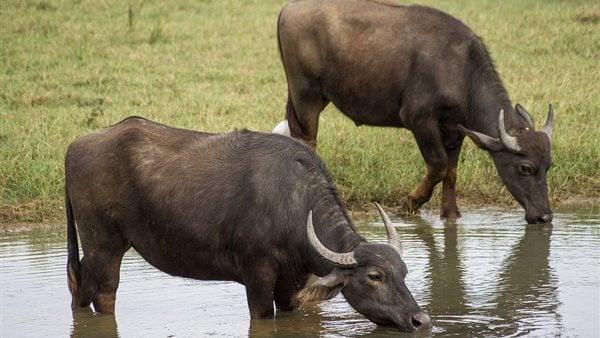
top-left (458, 124), bottom-right (503, 152)
top-left (515, 103), bottom-right (535, 128)
top-left (295, 269), bottom-right (347, 307)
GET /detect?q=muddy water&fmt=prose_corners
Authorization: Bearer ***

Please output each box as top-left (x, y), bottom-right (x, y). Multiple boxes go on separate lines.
top-left (1, 207), bottom-right (598, 337)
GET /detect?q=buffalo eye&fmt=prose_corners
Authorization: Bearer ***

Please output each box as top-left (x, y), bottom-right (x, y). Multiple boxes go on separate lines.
top-left (518, 163), bottom-right (535, 176)
top-left (367, 272), bottom-right (382, 282)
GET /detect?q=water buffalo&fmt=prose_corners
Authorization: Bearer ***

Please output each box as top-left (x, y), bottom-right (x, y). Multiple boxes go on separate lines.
top-left (276, 0), bottom-right (554, 224)
top-left (65, 117), bottom-right (430, 331)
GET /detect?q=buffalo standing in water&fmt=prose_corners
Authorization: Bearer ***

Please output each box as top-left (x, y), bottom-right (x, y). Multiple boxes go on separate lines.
top-left (65, 117), bottom-right (430, 332)
top-left (277, 0), bottom-right (554, 223)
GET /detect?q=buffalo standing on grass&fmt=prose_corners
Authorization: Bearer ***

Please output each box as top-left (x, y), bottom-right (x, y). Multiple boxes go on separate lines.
top-left (65, 117), bottom-right (430, 332)
top-left (276, 0), bottom-right (554, 223)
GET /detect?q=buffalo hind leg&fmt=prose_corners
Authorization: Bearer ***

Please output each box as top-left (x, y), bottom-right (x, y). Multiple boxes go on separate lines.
top-left (77, 238), bottom-right (129, 313)
top-left (401, 119), bottom-right (448, 213)
top-left (286, 78), bottom-right (329, 150)
top-left (274, 274), bottom-right (310, 311)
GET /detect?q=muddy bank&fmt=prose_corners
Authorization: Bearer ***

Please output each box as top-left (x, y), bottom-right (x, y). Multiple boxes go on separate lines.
top-left (2, 197), bottom-right (598, 232)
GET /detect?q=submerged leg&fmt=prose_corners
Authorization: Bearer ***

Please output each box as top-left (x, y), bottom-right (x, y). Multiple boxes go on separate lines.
top-left (75, 217), bottom-right (130, 313)
top-left (79, 246), bottom-right (129, 313)
top-left (243, 261), bottom-right (279, 319)
top-left (274, 274), bottom-right (310, 311)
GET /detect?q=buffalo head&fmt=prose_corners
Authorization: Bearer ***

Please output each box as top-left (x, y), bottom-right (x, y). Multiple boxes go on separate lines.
top-left (459, 105), bottom-right (554, 224)
top-left (297, 205), bottom-right (430, 332)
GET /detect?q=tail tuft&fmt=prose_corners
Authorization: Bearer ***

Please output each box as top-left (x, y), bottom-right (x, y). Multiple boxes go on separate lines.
top-left (66, 188), bottom-right (81, 309)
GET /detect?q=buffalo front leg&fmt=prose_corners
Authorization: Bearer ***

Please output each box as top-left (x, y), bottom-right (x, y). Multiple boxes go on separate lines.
top-left (243, 262), bottom-right (278, 319)
top-left (401, 120), bottom-right (449, 213)
top-left (274, 274), bottom-right (310, 311)
top-left (440, 140), bottom-right (464, 219)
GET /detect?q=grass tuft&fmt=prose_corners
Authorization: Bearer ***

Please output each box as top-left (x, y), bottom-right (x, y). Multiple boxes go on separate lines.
top-left (128, 1), bottom-right (146, 31)
top-left (148, 19), bottom-right (166, 44)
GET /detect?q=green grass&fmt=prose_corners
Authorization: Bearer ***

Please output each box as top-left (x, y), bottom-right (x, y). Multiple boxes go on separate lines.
top-left (1, 0), bottom-right (599, 224)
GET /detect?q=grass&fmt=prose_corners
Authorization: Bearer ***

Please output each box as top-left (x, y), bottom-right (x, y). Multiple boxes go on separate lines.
top-left (1, 0), bottom-right (599, 224)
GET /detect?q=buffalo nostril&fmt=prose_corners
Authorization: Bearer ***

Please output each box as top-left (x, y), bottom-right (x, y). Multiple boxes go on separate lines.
top-left (539, 213), bottom-right (553, 223)
top-left (411, 311), bottom-right (431, 330)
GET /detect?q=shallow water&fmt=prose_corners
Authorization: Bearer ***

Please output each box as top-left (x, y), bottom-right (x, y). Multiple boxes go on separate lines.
top-left (1, 207), bottom-right (599, 337)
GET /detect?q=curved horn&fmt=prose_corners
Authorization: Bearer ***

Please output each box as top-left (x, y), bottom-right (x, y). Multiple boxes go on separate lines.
top-left (498, 109), bottom-right (522, 153)
top-left (374, 203), bottom-right (403, 255)
top-left (306, 211), bottom-right (357, 267)
top-left (541, 104), bottom-right (553, 141)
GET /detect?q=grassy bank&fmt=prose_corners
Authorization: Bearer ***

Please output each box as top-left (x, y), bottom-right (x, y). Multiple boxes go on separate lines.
top-left (1, 0), bottom-right (599, 224)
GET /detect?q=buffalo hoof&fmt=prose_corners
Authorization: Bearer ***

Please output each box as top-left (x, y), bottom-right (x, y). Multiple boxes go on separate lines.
top-left (397, 196), bottom-right (421, 215)
top-left (440, 207), bottom-right (461, 219)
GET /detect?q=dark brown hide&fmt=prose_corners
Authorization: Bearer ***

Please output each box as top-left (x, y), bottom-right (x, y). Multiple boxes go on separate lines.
top-left (277, 0), bottom-right (553, 223)
top-left (65, 117), bottom-right (429, 331)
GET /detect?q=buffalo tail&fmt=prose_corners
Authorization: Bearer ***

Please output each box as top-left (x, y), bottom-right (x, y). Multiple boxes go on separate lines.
top-left (66, 187), bottom-right (81, 308)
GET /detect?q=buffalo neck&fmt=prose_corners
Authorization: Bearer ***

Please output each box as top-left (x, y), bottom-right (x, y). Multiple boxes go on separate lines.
top-left (470, 92), bottom-right (532, 140)
top-left (465, 39), bottom-right (530, 138)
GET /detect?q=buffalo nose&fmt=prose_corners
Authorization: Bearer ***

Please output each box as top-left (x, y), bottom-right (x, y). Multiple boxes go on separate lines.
top-left (411, 311), bottom-right (431, 330)
top-left (539, 213), bottom-right (553, 223)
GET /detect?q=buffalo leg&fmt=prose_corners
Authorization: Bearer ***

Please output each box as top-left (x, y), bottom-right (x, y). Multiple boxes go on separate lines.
top-left (244, 262), bottom-right (278, 319)
top-left (402, 119), bottom-right (448, 213)
top-left (440, 141), bottom-right (463, 218)
top-left (79, 248), bottom-right (128, 313)
top-left (286, 79), bottom-right (329, 149)
top-left (76, 218), bottom-right (130, 313)
top-left (274, 274), bottom-right (309, 311)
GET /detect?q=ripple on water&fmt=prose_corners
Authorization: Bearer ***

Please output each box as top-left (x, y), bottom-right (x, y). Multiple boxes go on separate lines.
top-left (1, 207), bottom-right (598, 337)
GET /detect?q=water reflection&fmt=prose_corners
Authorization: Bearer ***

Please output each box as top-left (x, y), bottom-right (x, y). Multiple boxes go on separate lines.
top-left (1, 208), bottom-right (598, 337)
top-left (414, 220), bottom-right (469, 317)
top-left (493, 223), bottom-right (560, 337)
top-left (389, 213), bottom-right (561, 337)
top-left (409, 217), bottom-right (472, 337)
top-left (71, 308), bottom-right (119, 338)
top-left (249, 308), bottom-right (323, 337)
